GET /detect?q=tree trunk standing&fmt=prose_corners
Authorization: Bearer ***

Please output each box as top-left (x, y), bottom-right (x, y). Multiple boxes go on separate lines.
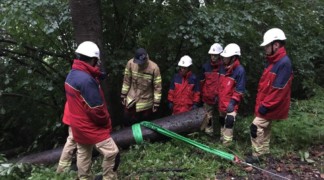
top-left (69, 0), bottom-right (103, 48)
top-left (69, 0), bottom-right (115, 123)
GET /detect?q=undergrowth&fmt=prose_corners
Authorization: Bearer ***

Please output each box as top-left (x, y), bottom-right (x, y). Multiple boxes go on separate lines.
top-left (0, 87), bottom-right (323, 179)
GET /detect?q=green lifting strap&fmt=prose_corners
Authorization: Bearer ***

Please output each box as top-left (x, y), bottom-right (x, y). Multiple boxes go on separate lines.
top-left (132, 123), bottom-right (143, 144)
top-left (131, 121), bottom-right (235, 161)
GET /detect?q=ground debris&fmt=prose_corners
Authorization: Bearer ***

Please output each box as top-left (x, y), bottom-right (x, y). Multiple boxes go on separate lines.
top-left (217, 145), bottom-right (323, 179)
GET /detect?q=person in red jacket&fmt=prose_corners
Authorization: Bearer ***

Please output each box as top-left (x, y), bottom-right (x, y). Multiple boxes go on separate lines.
top-left (168, 55), bottom-right (200, 115)
top-left (245, 28), bottom-right (293, 164)
top-left (200, 43), bottom-right (223, 135)
top-left (64, 41), bottom-right (119, 179)
top-left (218, 43), bottom-right (246, 146)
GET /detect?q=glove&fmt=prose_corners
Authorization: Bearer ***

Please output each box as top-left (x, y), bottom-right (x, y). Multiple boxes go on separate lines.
top-left (258, 105), bottom-right (268, 115)
top-left (168, 102), bottom-right (173, 110)
top-left (152, 104), bottom-right (159, 112)
top-left (226, 99), bottom-right (237, 113)
top-left (193, 103), bottom-right (199, 109)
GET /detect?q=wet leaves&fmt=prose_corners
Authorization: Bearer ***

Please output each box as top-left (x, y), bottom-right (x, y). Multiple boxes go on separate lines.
top-left (241, 145), bottom-right (324, 179)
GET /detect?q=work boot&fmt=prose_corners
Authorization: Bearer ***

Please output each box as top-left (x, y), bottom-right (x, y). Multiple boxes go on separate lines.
top-left (245, 153), bottom-right (273, 164)
top-left (245, 155), bottom-right (261, 164)
top-left (94, 175), bottom-right (103, 180)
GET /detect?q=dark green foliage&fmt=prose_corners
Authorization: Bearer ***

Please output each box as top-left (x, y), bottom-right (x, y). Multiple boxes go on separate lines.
top-left (272, 86), bottom-right (324, 149)
top-left (0, 0), bottom-right (73, 152)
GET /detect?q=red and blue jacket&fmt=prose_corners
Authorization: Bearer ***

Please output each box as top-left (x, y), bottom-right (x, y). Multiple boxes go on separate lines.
top-left (168, 71), bottom-right (200, 114)
top-left (255, 47), bottom-right (293, 120)
top-left (200, 59), bottom-right (221, 105)
top-left (218, 59), bottom-right (246, 112)
top-left (64, 60), bottom-right (111, 144)
top-left (62, 102), bottom-right (70, 125)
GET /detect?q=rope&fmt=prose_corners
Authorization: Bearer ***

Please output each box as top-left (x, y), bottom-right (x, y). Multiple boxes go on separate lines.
top-left (240, 162), bottom-right (290, 180)
top-left (131, 121), bottom-right (290, 180)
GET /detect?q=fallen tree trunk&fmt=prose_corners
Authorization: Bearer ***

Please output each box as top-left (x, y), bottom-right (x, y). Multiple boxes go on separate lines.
top-left (14, 108), bottom-right (205, 165)
top-left (113, 107), bottom-right (205, 148)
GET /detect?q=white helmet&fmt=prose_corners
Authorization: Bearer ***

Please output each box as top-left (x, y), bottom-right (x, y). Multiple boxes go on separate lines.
top-left (208, 43), bottom-right (223, 54)
top-left (260, 28), bottom-right (286, 46)
top-left (75, 41), bottom-right (100, 59)
top-left (220, 43), bottom-right (241, 57)
top-left (178, 55), bottom-right (192, 67)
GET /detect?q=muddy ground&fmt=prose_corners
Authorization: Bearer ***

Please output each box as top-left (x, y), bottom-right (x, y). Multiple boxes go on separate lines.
top-left (217, 145), bottom-right (323, 180)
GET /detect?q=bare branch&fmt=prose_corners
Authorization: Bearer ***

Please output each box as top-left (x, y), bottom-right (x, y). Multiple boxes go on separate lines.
top-left (0, 38), bottom-right (67, 58)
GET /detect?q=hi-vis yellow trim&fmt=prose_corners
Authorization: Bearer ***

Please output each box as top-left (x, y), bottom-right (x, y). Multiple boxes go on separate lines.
top-left (136, 101), bottom-right (153, 112)
top-left (58, 160), bottom-right (71, 168)
top-left (154, 76), bottom-right (162, 83)
top-left (132, 71), bottom-right (153, 79)
top-left (124, 68), bottom-right (130, 75)
top-left (253, 145), bottom-right (263, 152)
top-left (223, 135), bottom-right (233, 141)
top-left (154, 93), bottom-right (161, 100)
top-left (121, 84), bottom-right (130, 93)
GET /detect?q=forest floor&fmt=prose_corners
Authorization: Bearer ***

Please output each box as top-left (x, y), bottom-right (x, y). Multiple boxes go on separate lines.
top-left (216, 145), bottom-right (324, 180)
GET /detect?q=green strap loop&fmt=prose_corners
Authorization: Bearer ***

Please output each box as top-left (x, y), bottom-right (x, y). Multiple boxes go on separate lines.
top-left (131, 121), bottom-right (235, 161)
top-left (132, 123), bottom-right (143, 144)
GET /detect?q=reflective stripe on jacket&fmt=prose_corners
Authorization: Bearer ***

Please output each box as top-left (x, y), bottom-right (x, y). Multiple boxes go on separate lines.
top-left (121, 59), bottom-right (162, 112)
top-left (255, 47), bottom-right (293, 120)
top-left (168, 71), bottom-right (200, 114)
top-left (65, 60), bottom-right (111, 144)
top-left (218, 59), bottom-right (246, 112)
top-left (201, 59), bottom-right (221, 105)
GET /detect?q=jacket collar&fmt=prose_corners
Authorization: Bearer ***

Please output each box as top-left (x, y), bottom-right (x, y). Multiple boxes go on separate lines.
top-left (210, 58), bottom-right (222, 68)
top-left (179, 70), bottom-right (192, 79)
top-left (225, 58), bottom-right (240, 75)
top-left (72, 59), bottom-right (101, 78)
top-left (266, 46), bottom-right (287, 64)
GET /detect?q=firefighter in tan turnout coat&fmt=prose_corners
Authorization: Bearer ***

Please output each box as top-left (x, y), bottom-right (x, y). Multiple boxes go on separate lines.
top-left (121, 48), bottom-right (162, 126)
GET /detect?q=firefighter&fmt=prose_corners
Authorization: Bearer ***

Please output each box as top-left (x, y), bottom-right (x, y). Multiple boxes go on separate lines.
top-left (64, 41), bottom-right (119, 179)
top-left (200, 43), bottom-right (223, 135)
top-left (168, 55), bottom-right (200, 115)
top-left (218, 43), bottom-right (246, 146)
top-left (121, 48), bottom-right (162, 126)
top-left (245, 28), bottom-right (293, 164)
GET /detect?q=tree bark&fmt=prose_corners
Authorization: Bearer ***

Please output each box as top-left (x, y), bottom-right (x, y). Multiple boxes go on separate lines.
top-left (14, 108), bottom-right (205, 165)
top-left (69, 0), bottom-right (103, 49)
